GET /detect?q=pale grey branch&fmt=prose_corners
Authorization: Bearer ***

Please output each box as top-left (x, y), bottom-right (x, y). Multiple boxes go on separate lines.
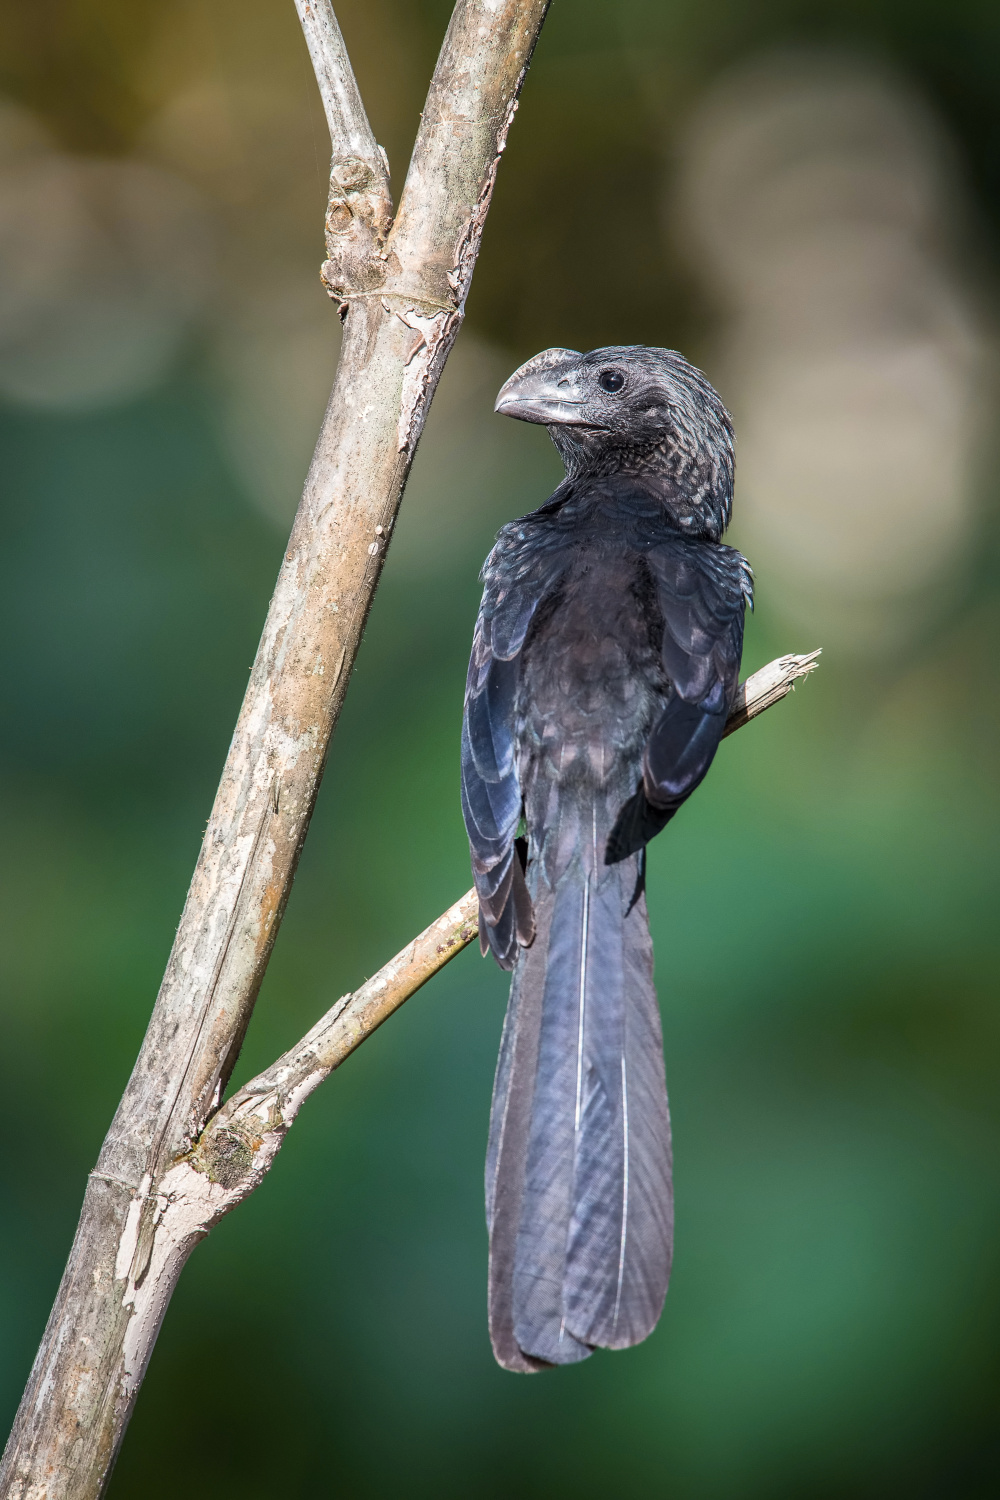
top-left (1, 4), bottom-right (550, 1496)
top-left (722, 649), bottom-right (821, 737)
top-left (295, 0), bottom-right (394, 293)
top-left (294, 0), bottom-right (382, 161)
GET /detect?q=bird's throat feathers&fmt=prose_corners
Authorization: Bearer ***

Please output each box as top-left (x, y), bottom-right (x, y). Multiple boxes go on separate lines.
top-left (547, 423), bottom-right (734, 541)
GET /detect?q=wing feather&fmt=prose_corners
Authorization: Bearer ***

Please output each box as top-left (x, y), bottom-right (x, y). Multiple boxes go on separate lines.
top-left (462, 522), bottom-right (567, 965)
top-left (607, 538), bottom-right (749, 862)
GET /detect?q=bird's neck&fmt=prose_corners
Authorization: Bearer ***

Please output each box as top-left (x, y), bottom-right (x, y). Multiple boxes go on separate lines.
top-left (549, 430), bottom-right (731, 542)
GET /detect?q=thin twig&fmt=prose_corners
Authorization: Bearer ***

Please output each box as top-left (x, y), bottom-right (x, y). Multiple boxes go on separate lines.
top-left (722, 648), bottom-right (821, 736)
top-left (235, 650), bottom-right (822, 1099)
top-left (295, 0), bottom-right (385, 161)
top-left (295, 0), bottom-right (394, 293)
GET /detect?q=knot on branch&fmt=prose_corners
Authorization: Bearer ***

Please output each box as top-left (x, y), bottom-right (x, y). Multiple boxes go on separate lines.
top-left (191, 1099), bottom-right (284, 1192)
top-left (321, 153), bottom-right (393, 302)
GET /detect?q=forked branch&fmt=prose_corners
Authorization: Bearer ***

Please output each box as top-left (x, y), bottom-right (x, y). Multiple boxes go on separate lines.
top-left (1, 4), bottom-right (549, 1496)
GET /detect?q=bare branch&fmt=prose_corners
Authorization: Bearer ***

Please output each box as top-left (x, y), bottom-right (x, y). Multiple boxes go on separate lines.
top-left (722, 649), bottom-right (821, 737)
top-left (295, 0), bottom-right (394, 297)
top-left (187, 890), bottom-right (483, 1227)
top-left (1, 4), bottom-right (550, 1495)
top-left (223, 650), bottom-right (823, 1109)
top-left (295, 0), bottom-right (383, 161)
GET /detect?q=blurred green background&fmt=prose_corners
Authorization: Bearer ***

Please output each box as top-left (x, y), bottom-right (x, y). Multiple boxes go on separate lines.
top-left (1, 1), bottom-right (999, 1495)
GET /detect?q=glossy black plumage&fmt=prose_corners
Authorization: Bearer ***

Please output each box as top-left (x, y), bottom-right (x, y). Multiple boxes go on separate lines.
top-left (461, 347), bottom-right (752, 1372)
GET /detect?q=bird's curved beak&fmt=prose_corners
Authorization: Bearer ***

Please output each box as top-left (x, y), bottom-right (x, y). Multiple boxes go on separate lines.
top-left (494, 348), bottom-right (589, 425)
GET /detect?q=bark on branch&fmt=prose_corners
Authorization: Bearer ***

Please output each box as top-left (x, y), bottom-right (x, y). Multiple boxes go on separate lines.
top-left (1, 3), bottom-right (549, 1495)
top-left (294, 0), bottom-right (394, 297)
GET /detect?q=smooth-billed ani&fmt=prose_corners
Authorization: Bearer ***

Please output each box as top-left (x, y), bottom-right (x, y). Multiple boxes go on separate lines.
top-left (461, 346), bottom-right (752, 1373)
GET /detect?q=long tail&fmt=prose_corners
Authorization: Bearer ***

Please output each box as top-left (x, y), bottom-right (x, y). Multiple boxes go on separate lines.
top-left (485, 849), bottom-right (673, 1372)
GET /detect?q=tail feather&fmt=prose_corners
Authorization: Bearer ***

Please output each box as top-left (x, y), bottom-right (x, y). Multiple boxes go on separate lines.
top-left (486, 840), bottom-right (673, 1370)
top-left (566, 874), bottom-right (672, 1347)
top-left (511, 861), bottom-right (593, 1365)
top-left (485, 894), bottom-right (554, 1373)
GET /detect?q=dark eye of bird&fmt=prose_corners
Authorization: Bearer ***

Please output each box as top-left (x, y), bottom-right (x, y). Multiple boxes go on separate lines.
top-left (598, 368), bottom-right (625, 394)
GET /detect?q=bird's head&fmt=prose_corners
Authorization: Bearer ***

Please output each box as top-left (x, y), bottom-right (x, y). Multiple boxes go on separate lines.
top-left (495, 345), bottom-right (735, 539)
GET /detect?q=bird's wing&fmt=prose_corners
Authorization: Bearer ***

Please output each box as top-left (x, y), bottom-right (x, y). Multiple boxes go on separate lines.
top-left (607, 538), bottom-right (751, 861)
top-left (461, 524), bottom-right (565, 968)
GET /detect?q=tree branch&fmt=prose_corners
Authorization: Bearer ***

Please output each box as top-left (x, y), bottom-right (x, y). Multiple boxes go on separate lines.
top-left (295, 0), bottom-right (385, 161)
top-left (1, 4), bottom-right (549, 1495)
top-left (722, 649), bottom-right (821, 736)
top-left (294, 0), bottom-right (394, 298)
top-left (157, 650), bottom-right (823, 1251)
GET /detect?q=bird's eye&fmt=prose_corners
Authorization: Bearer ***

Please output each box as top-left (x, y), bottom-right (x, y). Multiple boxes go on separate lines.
top-left (598, 368), bottom-right (625, 394)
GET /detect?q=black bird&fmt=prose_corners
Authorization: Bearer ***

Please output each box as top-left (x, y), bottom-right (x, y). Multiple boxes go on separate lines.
top-left (461, 346), bottom-right (753, 1373)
